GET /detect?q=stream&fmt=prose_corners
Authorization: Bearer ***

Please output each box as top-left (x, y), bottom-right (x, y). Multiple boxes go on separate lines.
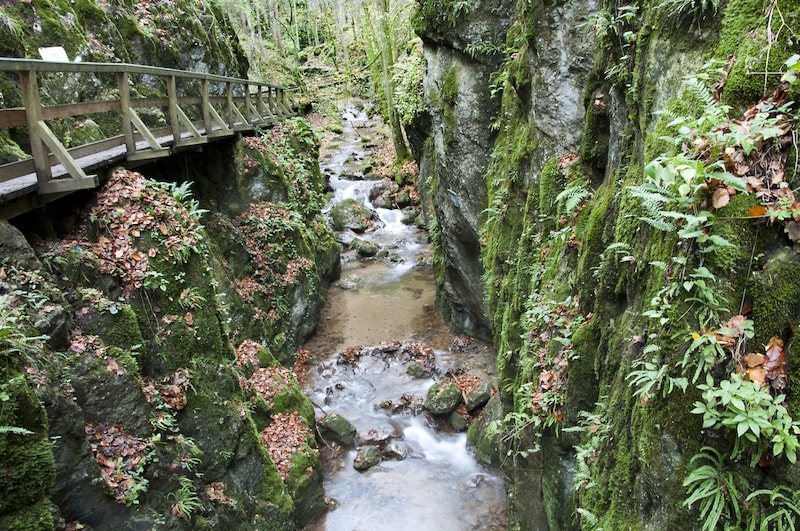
top-left (301, 104), bottom-right (507, 530)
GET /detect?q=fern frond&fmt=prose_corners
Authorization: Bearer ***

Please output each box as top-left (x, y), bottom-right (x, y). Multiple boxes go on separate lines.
top-left (0, 426), bottom-right (34, 436)
top-left (556, 185), bottom-right (591, 215)
top-left (640, 216), bottom-right (676, 232)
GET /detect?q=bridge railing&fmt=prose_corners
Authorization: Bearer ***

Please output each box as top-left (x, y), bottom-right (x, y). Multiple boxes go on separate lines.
top-left (0, 58), bottom-right (295, 198)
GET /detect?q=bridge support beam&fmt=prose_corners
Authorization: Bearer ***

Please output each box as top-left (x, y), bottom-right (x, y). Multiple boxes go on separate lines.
top-left (19, 70), bottom-right (98, 194)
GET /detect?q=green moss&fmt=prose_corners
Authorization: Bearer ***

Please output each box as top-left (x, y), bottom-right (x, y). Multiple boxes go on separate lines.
top-left (749, 247), bottom-right (800, 346)
top-left (0, 499), bottom-right (55, 531)
top-left (0, 376), bottom-right (55, 513)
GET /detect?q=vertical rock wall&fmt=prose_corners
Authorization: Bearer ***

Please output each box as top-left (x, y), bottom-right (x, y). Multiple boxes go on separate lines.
top-left (416, 0), bottom-right (516, 339)
top-left (418, 0), bottom-right (800, 528)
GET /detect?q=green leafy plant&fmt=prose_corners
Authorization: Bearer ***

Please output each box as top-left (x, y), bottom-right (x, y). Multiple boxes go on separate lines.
top-left (555, 180), bottom-right (591, 217)
top-left (682, 447), bottom-right (746, 531)
top-left (746, 486), bottom-right (800, 531)
top-left (656, 0), bottom-right (721, 29)
top-left (168, 476), bottom-right (204, 519)
top-left (584, 5), bottom-right (639, 86)
top-left (691, 373), bottom-right (800, 464)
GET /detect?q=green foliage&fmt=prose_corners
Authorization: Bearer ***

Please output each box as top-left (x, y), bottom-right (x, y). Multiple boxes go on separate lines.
top-left (682, 447), bottom-right (746, 531)
top-left (392, 46), bottom-right (426, 125)
top-left (656, 0), bottom-right (721, 27)
top-left (584, 5), bottom-right (639, 86)
top-left (746, 486), bottom-right (800, 531)
top-left (692, 373), bottom-right (800, 464)
top-left (555, 180), bottom-right (591, 217)
top-left (168, 476), bottom-right (204, 519)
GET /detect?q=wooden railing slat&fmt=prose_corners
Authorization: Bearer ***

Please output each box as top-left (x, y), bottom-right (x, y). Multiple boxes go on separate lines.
top-left (0, 58), bottom-right (297, 218)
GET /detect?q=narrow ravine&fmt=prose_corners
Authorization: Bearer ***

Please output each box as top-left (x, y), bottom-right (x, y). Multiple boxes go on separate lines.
top-left (301, 104), bottom-right (507, 530)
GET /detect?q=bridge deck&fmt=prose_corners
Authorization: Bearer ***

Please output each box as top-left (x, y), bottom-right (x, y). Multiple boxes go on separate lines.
top-left (0, 58), bottom-right (296, 219)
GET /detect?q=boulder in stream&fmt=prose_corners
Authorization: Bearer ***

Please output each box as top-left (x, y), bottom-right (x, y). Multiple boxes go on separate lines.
top-left (382, 440), bottom-right (411, 460)
top-left (351, 237), bottom-right (380, 257)
top-left (317, 413), bottom-right (356, 447)
top-left (424, 379), bottom-right (463, 415)
top-left (356, 427), bottom-right (396, 447)
top-left (330, 198), bottom-right (375, 232)
top-left (353, 445), bottom-right (382, 471)
top-left (465, 379), bottom-right (493, 412)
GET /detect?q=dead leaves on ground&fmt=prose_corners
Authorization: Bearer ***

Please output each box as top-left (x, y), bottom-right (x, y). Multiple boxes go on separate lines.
top-left (142, 368), bottom-right (192, 411)
top-left (84, 168), bottom-right (202, 292)
top-left (85, 423), bottom-right (151, 504)
top-left (740, 336), bottom-right (787, 393)
top-left (260, 412), bottom-right (315, 481)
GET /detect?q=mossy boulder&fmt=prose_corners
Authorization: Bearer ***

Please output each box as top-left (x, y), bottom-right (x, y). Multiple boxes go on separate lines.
top-left (330, 199), bottom-right (375, 232)
top-left (353, 445), bottom-right (382, 471)
top-left (351, 237), bottom-right (380, 257)
top-left (317, 413), bottom-right (356, 447)
top-left (424, 379), bottom-right (463, 415)
top-left (464, 380), bottom-right (493, 412)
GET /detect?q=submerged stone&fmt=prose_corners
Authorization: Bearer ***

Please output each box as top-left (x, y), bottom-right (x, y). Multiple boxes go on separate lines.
top-left (406, 360), bottom-right (427, 378)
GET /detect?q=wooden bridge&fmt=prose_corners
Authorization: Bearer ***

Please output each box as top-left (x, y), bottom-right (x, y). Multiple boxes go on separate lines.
top-left (0, 58), bottom-right (297, 219)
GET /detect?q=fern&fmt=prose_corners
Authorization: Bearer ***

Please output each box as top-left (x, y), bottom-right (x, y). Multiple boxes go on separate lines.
top-left (0, 426), bottom-right (34, 436)
top-left (555, 184), bottom-right (591, 216)
top-left (683, 447), bottom-right (745, 531)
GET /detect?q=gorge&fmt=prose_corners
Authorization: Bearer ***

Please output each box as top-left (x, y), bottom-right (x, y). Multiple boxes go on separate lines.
top-left (2, 0), bottom-right (800, 529)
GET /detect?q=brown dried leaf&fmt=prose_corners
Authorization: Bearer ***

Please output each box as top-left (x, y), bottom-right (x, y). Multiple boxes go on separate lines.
top-left (784, 221), bottom-right (800, 242)
top-left (712, 188), bottom-right (731, 209)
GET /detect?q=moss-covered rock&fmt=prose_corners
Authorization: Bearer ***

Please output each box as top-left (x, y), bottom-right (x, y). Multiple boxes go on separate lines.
top-left (424, 379), bottom-right (462, 415)
top-left (317, 413), bottom-right (356, 447)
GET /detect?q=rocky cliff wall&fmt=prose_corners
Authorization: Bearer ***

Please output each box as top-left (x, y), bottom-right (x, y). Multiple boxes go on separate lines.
top-left (415, 0), bottom-right (517, 340)
top-left (0, 120), bottom-right (339, 529)
top-left (418, 0), bottom-right (800, 528)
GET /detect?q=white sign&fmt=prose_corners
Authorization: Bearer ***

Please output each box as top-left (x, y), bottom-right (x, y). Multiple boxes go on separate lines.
top-left (39, 46), bottom-right (69, 62)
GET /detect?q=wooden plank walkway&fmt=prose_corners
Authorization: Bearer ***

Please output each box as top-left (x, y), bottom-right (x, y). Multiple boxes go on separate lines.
top-left (0, 58), bottom-right (297, 219)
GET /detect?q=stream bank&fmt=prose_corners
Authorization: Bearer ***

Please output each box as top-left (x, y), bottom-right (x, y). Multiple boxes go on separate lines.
top-left (301, 103), bottom-right (507, 530)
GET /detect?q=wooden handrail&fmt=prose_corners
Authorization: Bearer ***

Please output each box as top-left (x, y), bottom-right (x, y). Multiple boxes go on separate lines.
top-left (0, 58), bottom-right (287, 89)
top-left (0, 58), bottom-right (297, 209)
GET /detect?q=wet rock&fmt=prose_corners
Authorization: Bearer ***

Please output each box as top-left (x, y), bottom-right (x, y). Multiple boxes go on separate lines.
top-left (356, 428), bottom-right (394, 447)
top-left (351, 238), bottom-right (380, 257)
top-left (449, 409), bottom-right (469, 432)
top-left (383, 440), bottom-right (411, 460)
top-left (465, 379), bottom-right (493, 412)
top-left (401, 207), bottom-right (420, 225)
top-left (424, 379), bottom-right (463, 415)
top-left (330, 198), bottom-right (375, 232)
top-left (394, 187), bottom-right (413, 208)
top-left (353, 445), bottom-right (382, 471)
top-left (406, 361), bottom-right (427, 378)
top-left (467, 393), bottom-right (503, 466)
top-left (378, 393), bottom-right (425, 415)
top-left (318, 413), bottom-right (356, 447)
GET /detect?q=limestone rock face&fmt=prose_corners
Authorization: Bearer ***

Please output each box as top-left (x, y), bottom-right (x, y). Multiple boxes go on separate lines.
top-left (419, 0), bottom-right (800, 527)
top-left (416, 0), bottom-right (516, 340)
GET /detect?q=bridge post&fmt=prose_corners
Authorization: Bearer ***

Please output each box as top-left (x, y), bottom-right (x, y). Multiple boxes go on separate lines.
top-left (117, 71), bottom-right (136, 154)
top-left (167, 75), bottom-right (180, 143)
top-left (226, 82), bottom-right (234, 128)
top-left (18, 70), bottom-right (52, 186)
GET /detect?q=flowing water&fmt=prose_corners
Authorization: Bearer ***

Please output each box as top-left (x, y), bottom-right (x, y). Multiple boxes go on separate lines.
top-left (301, 104), bottom-right (507, 530)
